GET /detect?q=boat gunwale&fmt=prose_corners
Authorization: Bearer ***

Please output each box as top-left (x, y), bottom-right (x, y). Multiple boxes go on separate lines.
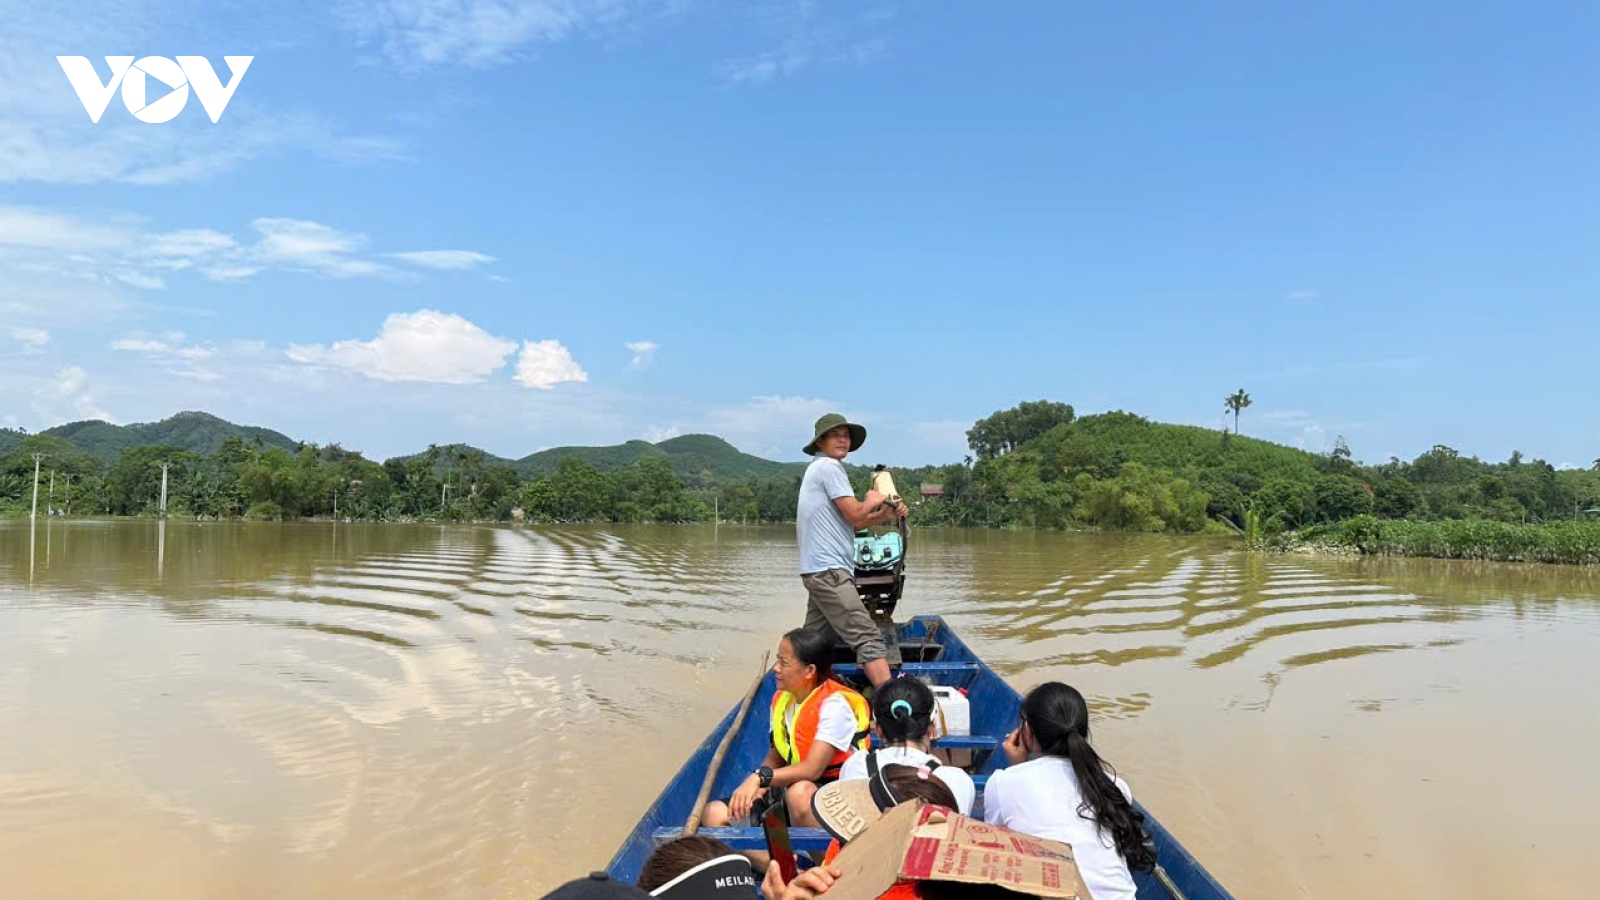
top-left (603, 615), bottom-right (1236, 900)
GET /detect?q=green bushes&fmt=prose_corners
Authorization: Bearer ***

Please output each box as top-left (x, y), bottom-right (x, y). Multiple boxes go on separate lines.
top-left (1302, 517), bottom-right (1600, 565)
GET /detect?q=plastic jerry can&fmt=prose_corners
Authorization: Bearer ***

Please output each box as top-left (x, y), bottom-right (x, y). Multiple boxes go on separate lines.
top-left (929, 685), bottom-right (970, 738)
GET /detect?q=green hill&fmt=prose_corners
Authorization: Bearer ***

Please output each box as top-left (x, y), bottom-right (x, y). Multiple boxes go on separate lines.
top-left (515, 434), bottom-right (808, 482)
top-left (648, 434), bottom-right (806, 481)
top-left (384, 443), bottom-right (522, 472)
top-left (0, 429), bottom-right (22, 455)
top-left (1035, 411), bottom-right (1324, 484)
top-left (515, 439), bottom-right (665, 477)
top-left (43, 411), bottom-right (300, 463)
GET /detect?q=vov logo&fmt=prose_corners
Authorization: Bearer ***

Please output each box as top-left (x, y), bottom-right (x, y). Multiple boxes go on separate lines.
top-left (57, 56), bottom-right (253, 124)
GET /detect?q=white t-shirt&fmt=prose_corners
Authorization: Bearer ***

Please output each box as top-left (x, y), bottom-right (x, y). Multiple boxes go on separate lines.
top-left (838, 747), bottom-right (976, 815)
top-left (982, 756), bottom-right (1138, 900)
top-left (797, 457), bottom-right (856, 574)
top-left (784, 693), bottom-right (859, 755)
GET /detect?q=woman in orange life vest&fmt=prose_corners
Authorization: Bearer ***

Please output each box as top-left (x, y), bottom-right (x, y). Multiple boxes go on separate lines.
top-left (705, 628), bottom-right (870, 830)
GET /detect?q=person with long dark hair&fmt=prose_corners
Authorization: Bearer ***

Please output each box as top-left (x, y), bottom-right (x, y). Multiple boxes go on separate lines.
top-left (837, 677), bottom-right (975, 814)
top-left (982, 682), bottom-right (1155, 900)
top-left (704, 628), bottom-right (870, 830)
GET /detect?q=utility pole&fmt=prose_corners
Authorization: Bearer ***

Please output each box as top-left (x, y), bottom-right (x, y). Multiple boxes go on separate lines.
top-left (333, 489), bottom-right (339, 520)
top-left (30, 453), bottom-right (43, 521)
top-left (441, 482), bottom-right (451, 515)
top-left (48, 470), bottom-right (55, 515)
top-left (159, 462), bottom-right (170, 518)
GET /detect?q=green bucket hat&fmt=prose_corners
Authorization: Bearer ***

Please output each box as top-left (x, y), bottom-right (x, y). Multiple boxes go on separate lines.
top-left (804, 413), bottom-right (866, 456)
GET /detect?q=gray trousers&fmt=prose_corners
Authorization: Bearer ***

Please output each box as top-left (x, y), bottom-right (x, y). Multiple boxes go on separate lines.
top-left (800, 568), bottom-right (886, 663)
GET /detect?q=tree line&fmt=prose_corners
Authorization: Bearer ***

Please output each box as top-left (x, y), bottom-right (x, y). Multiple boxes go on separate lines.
top-left (0, 434), bottom-right (802, 524)
top-left (890, 400), bottom-right (1600, 536)
top-left (4, 400), bottom-right (1599, 539)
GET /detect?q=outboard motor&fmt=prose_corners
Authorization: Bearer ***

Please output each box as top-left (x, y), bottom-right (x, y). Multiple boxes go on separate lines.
top-left (854, 465), bottom-right (908, 623)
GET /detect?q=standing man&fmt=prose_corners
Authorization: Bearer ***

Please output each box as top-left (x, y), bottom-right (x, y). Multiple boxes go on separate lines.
top-left (797, 413), bottom-right (906, 688)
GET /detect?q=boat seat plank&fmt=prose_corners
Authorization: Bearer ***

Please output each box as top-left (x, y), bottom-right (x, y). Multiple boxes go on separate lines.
top-left (867, 734), bottom-right (1000, 751)
top-left (833, 662), bottom-right (979, 682)
top-left (652, 827), bottom-right (834, 853)
top-left (930, 735), bottom-right (999, 751)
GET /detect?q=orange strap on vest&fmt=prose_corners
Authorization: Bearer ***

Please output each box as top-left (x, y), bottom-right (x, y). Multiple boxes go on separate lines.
top-left (771, 679), bottom-right (870, 781)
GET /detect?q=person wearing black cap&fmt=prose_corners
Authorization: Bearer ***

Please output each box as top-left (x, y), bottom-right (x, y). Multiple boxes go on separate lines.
top-left (540, 860), bottom-right (759, 900)
top-left (797, 412), bottom-right (905, 689)
top-left (540, 872), bottom-right (652, 900)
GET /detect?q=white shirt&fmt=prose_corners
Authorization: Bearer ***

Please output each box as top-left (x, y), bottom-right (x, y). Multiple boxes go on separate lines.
top-left (784, 692), bottom-right (858, 754)
top-left (982, 756), bottom-right (1138, 900)
top-left (797, 457), bottom-right (855, 574)
top-left (838, 746), bottom-right (977, 815)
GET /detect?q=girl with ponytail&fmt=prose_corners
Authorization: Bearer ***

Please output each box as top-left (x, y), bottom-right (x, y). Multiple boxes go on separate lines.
top-left (836, 676), bottom-right (975, 814)
top-left (982, 683), bottom-right (1155, 900)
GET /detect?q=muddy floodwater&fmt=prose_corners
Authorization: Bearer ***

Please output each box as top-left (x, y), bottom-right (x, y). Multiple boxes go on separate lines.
top-left (3, 519), bottom-right (1597, 899)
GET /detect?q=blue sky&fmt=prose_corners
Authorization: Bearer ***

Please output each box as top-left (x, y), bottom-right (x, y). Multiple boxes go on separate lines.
top-left (3, 0), bottom-right (1597, 468)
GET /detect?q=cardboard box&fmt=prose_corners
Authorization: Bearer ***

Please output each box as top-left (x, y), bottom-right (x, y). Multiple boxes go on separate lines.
top-left (825, 800), bottom-right (1092, 900)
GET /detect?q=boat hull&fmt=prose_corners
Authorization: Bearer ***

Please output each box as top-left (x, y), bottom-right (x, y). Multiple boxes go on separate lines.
top-left (605, 616), bottom-right (1235, 900)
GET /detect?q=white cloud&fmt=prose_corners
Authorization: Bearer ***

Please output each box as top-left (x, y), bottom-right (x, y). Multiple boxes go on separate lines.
top-left (720, 0), bottom-right (896, 88)
top-left (111, 332), bottom-right (215, 361)
top-left (287, 310), bottom-right (518, 384)
top-left (514, 339), bottom-right (588, 389)
top-left (336, 0), bottom-right (649, 69)
top-left (113, 269), bottom-right (166, 290)
top-left (252, 217), bottom-right (393, 278)
top-left (708, 395), bottom-right (849, 457)
top-left (0, 206), bottom-right (133, 251)
top-left (31, 366), bottom-right (115, 424)
top-left (10, 326), bottom-right (49, 350)
top-left (626, 340), bottom-right (659, 370)
top-left (1, 207), bottom-right (494, 295)
top-left (1288, 289), bottom-right (1319, 301)
top-left (644, 424), bottom-right (682, 443)
top-left (203, 265), bottom-right (264, 281)
top-left (389, 250), bottom-right (497, 270)
top-left (110, 337), bottom-right (170, 353)
top-left (148, 228), bottom-right (239, 260)
top-left (1291, 424), bottom-right (1329, 452)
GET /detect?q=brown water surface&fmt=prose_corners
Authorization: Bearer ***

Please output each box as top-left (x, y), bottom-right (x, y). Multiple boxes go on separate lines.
top-left (2, 520), bottom-right (1597, 899)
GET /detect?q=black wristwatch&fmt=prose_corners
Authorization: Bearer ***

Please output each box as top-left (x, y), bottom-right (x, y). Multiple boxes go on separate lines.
top-left (755, 766), bottom-right (774, 788)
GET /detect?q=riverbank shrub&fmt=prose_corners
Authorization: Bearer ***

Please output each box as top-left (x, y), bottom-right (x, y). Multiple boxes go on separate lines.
top-left (1299, 517), bottom-right (1600, 565)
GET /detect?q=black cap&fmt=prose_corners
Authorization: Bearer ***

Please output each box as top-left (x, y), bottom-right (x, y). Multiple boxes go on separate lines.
top-left (540, 872), bottom-right (653, 900)
top-left (647, 856), bottom-right (760, 900)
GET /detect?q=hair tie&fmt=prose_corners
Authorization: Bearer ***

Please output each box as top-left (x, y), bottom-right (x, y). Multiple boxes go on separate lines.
top-left (890, 700), bottom-right (913, 719)
top-left (916, 766), bottom-right (932, 781)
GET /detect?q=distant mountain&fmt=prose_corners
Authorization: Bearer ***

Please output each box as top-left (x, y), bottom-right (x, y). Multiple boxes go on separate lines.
top-left (514, 433), bottom-right (809, 482)
top-left (383, 443), bottom-right (522, 472)
top-left (42, 411), bottom-right (300, 463)
top-left (514, 439), bottom-right (665, 476)
top-left (15, 410), bottom-right (815, 485)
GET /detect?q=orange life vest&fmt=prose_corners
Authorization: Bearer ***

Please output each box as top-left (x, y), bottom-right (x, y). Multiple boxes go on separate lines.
top-left (771, 678), bottom-right (870, 781)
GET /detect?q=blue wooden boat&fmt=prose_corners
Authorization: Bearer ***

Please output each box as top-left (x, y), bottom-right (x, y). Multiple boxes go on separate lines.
top-left (605, 615), bottom-right (1236, 900)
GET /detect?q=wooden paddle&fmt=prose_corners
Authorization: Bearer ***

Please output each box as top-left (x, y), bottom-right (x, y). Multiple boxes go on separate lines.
top-left (684, 650), bottom-right (770, 836)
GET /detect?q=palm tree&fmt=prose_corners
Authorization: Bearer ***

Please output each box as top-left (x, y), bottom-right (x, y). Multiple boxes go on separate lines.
top-left (1225, 389), bottom-right (1252, 434)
